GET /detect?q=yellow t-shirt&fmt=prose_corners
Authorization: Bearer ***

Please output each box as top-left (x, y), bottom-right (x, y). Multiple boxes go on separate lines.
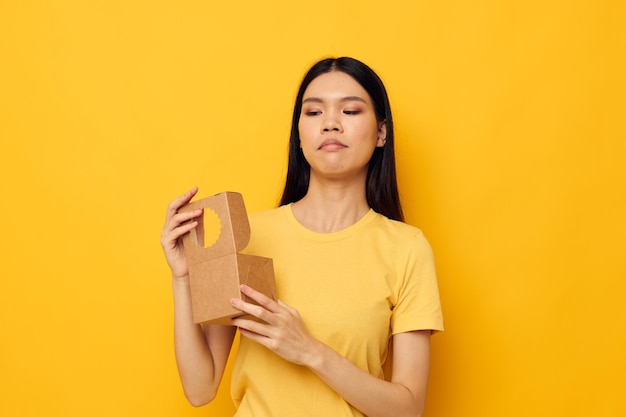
top-left (233, 205), bottom-right (443, 416)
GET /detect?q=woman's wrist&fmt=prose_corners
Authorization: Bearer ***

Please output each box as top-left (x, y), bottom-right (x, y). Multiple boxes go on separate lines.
top-left (304, 338), bottom-right (331, 372)
top-left (172, 273), bottom-right (190, 282)
top-left (171, 274), bottom-right (191, 293)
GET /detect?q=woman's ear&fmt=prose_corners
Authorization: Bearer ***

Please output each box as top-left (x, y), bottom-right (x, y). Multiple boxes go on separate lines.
top-left (376, 120), bottom-right (387, 147)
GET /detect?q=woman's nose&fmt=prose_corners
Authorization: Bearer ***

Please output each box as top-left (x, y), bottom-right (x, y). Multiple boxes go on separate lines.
top-left (322, 113), bottom-right (342, 133)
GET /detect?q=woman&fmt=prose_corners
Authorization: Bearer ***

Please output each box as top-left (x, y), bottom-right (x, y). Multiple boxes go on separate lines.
top-left (161, 57), bottom-right (443, 417)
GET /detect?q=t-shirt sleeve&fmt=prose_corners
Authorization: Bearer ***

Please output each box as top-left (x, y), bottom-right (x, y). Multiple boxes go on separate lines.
top-left (391, 231), bottom-right (444, 335)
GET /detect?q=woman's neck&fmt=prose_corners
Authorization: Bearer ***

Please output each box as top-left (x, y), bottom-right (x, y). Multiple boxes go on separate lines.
top-left (291, 175), bottom-right (370, 233)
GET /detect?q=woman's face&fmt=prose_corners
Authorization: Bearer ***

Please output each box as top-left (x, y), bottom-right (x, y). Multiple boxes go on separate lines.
top-left (298, 71), bottom-right (386, 181)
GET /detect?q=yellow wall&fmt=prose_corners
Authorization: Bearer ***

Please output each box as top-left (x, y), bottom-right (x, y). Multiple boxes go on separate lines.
top-left (1, 1), bottom-right (624, 416)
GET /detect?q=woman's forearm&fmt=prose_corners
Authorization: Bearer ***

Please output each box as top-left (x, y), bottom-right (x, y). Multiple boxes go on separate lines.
top-left (306, 331), bottom-right (430, 417)
top-left (172, 276), bottom-right (236, 406)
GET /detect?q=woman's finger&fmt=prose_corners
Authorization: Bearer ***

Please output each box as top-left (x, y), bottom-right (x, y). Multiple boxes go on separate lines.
top-left (162, 220), bottom-right (199, 246)
top-left (239, 284), bottom-right (280, 313)
top-left (163, 209), bottom-right (203, 235)
top-left (165, 186), bottom-right (198, 221)
top-left (230, 296), bottom-right (273, 324)
top-left (232, 316), bottom-right (271, 337)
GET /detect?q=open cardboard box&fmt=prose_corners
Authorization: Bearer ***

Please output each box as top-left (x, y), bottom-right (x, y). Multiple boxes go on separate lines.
top-left (179, 192), bottom-right (276, 325)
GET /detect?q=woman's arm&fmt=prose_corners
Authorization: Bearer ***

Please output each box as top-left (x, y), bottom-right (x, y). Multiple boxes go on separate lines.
top-left (172, 278), bottom-right (236, 406)
top-left (310, 330), bottom-right (430, 417)
top-left (309, 330), bottom-right (431, 417)
top-left (162, 188), bottom-right (236, 406)
top-left (231, 284), bottom-right (431, 417)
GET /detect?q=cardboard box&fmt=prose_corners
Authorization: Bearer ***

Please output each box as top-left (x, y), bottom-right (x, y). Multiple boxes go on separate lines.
top-left (179, 192), bottom-right (276, 325)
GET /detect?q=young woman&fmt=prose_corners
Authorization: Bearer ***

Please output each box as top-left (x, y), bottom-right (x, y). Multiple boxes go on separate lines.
top-left (161, 57), bottom-right (443, 417)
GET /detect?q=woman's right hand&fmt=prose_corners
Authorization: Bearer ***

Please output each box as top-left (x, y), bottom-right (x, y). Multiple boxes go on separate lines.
top-left (160, 187), bottom-right (203, 279)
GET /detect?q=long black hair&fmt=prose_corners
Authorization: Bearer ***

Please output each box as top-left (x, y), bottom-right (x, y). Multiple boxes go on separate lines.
top-left (279, 57), bottom-right (404, 222)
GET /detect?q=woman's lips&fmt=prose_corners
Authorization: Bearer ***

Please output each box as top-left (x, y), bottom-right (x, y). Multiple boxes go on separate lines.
top-left (318, 139), bottom-right (347, 151)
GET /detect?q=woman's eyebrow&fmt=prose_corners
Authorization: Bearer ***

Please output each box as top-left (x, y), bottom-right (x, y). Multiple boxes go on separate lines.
top-left (302, 96), bottom-right (367, 104)
top-left (339, 96), bottom-right (366, 103)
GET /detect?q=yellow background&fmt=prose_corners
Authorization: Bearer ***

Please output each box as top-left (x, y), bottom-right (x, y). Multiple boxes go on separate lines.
top-left (1, 1), bottom-right (625, 416)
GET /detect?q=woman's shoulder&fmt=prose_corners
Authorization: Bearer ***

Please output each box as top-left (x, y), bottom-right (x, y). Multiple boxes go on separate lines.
top-left (248, 205), bottom-right (287, 223)
top-left (247, 206), bottom-right (292, 235)
top-left (244, 206), bottom-right (291, 252)
top-left (373, 211), bottom-right (425, 240)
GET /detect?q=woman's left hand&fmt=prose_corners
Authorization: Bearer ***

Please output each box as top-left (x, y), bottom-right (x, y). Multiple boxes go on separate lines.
top-left (230, 285), bottom-right (320, 367)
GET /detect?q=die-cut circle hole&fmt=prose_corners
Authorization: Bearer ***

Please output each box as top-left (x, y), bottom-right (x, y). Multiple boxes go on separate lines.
top-left (195, 208), bottom-right (221, 248)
